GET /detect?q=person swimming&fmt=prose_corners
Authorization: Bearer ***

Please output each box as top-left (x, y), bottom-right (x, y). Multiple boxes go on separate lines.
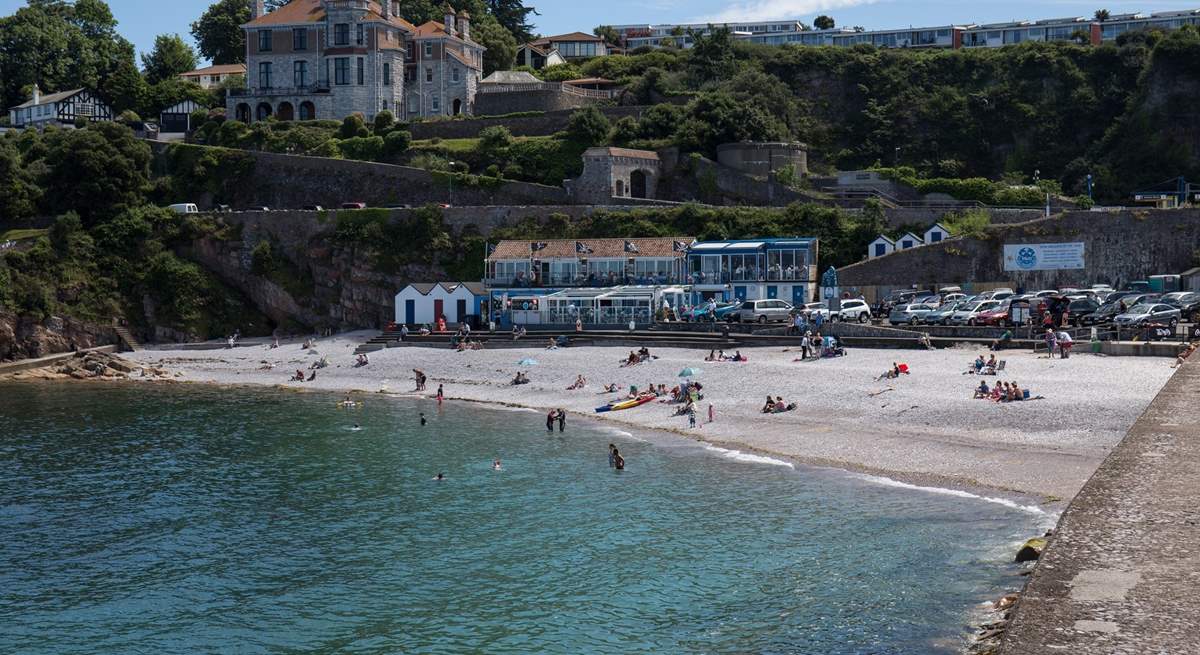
top-left (434, 472), bottom-right (445, 481)
top-left (613, 448), bottom-right (625, 471)
top-left (352, 423), bottom-right (361, 431)
top-left (420, 412), bottom-right (427, 426)
top-left (608, 444), bottom-right (616, 468)
top-left (492, 459), bottom-right (502, 471)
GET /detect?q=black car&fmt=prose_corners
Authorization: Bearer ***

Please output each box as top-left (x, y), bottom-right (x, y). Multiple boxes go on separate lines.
top-left (1166, 293), bottom-right (1200, 322)
top-left (1079, 301), bottom-right (1123, 326)
top-left (1066, 298), bottom-right (1100, 326)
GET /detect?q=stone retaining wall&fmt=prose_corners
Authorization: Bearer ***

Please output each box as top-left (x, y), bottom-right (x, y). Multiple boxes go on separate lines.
top-left (410, 106), bottom-right (645, 140)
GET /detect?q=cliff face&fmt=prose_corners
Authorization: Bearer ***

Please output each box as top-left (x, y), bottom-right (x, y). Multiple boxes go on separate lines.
top-left (0, 312), bottom-right (117, 362)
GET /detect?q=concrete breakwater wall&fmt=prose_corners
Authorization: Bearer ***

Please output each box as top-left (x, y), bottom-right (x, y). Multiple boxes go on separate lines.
top-left (999, 362), bottom-right (1200, 653)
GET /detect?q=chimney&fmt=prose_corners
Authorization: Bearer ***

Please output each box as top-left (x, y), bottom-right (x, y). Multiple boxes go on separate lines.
top-left (32, 83), bottom-right (40, 105)
top-left (443, 3), bottom-right (456, 36)
top-left (457, 10), bottom-right (470, 40)
top-left (251, 0), bottom-right (264, 20)
top-left (381, 0), bottom-right (390, 19)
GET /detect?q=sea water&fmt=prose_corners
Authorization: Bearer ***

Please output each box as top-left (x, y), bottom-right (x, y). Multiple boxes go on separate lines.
top-left (0, 383), bottom-right (1044, 654)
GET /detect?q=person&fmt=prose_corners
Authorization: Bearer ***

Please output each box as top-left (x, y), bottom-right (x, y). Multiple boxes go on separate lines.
top-left (1173, 341), bottom-right (1198, 368)
top-left (575, 317), bottom-right (583, 333)
top-left (800, 332), bottom-right (811, 360)
top-left (973, 354), bottom-right (986, 373)
top-left (1056, 330), bottom-right (1074, 359)
top-left (546, 410), bottom-right (556, 432)
top-left (762, 396), bottom-right (776, 413)
top-left (436, 384), bottom-right (444, 403)
top-left (492, 459), bottom-right (502, 471)
top-left (688, 405), bottom-right (697, 428)
top-left (708, 403), bottom-right (715, 424)
top-left (567, 374), bottom-right (587, 390)
top-left (271, 336), bottom-right (280, 349)
top-left (608, 444), bottom-right (617, 468)
top-left (991, 329), bottom-right (1013, 351)
top-left (420, 412), bottom-right (427, 426)
top-left (557, 409), bottom-right (566, 433)
top-left (613, 448), bottom-right (625, 471)
top-left (434, 472), bottom-right (445, 481)
top-left (546, 337), bottom-right (559, 350)
top-left (919, 333), bottom-right (933, 350)
top-left (604, 383), bottom-right (619, 393)
top-left (705, 349), bottom-right (717, 362)
top-left (400, 324), bottom-right (409, 340)
top-left (292, 369), bottom-right (305, 381)
top-left (353, 423), bottom-right (361, 430)
top-left (307, 370), bottom-right (317, 382)
top-left (1044, 329), bottom-right (1057, 358)
top-left (974, 380), bottom-right (990, 399)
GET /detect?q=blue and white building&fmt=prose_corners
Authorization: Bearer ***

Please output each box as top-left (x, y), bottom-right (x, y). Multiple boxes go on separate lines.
top-left (684, 238), bottom-right (819, 306)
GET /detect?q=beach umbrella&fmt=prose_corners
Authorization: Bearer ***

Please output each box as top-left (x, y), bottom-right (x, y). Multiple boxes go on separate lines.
top-left (517, 358), bottom-right (539, 367)
top-left (678, 367), bottom-right (703, 378)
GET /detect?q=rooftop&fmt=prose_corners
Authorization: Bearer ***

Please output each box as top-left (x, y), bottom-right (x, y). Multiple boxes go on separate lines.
top-left (11, 88), bottom-right (83, 109)
top-left (181, 64), bottom-right (246, 77)
top-left (585, 147), bottom-right (660, 161)
top-left (245, 0), bottom-right (415, 32)
top-left (489, 237), bottom-right (693, 260)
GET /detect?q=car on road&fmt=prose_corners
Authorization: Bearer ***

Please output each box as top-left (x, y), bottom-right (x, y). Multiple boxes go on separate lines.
top-left (168, 203), bottom-right (199, 214)
top-left (736, 299), bottom-right (794, 324)
top-left (924, 300), bottom-right (967, 325)
top-left (301, 205), bottom-right (324, 211)
top-left (889, 303), bottom-right (938, 325)
top-left (837, 298), bottom-right (873, 323)
top-left (950, 300), bottom-right (1003, 326)
top-left (340, 202), bottom-right (368, 209)
top-left (1114, 303), bottom-right (1181, 328)
top-left (684, 302), bottom-right (741, 323)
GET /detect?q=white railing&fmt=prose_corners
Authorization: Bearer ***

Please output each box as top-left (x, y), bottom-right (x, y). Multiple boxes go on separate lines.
top-left (477, 82), bottom-right (616, 99)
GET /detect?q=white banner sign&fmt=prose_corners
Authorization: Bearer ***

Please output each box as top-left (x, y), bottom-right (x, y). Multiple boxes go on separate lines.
top-left (1003, 243), bottom-right (1085, 272)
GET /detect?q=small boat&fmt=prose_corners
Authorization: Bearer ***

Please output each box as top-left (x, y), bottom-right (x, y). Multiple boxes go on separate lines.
top-left (595, 393), bottom-right (657, 413)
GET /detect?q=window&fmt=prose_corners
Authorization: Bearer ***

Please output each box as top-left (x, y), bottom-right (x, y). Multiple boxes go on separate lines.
top-left (407, 43), bottom-right (415, 59)
top-left (356, 23), bottom-right (365, 46)
top-left (424, 42), bottom-right (433, 57)
top-left (383, 63), bottom-right (391, 85)
top-left (258, 30), bottom-right (272, 51)
top-left (334, 23), bottom-right (350, 46)
top-left (452, 67), bottom-right (460, 82)
top-left (425, 67), bottom-right (433, 82)
top-left (407, 97), bottom-right (417, 113)
top-left (294, 61), bottom-right (308, 87)
top-left (357, 57), bottom-right (364, 85)
top-left (432, 97), bottom-right (440, 112)
top-left (259, 62), bottom-right (273, 88)
top-left (334, 58), bottom-right (349, 85)
top-left (293, 28), bottom-right (308, 50)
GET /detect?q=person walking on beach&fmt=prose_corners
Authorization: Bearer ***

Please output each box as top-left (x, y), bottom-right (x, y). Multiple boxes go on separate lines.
top-left (557, 409), bottom-right (566, 433)
top-left (436, 384), bottom-right (444, 404)
top-left (801, 332), bottom-right (811, 360)
top-left (708, 403), bottom-right (715, 424)
top-left (688, 405), bottom-right (697, 429)
top-left (546, 410), bottom-right (556, 432)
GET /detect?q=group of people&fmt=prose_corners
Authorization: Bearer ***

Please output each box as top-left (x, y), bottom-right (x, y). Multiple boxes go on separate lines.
top-left (412, 368), bottom-right (428, 391)
top-left (354, 353), bottom-right (370, 367)
top-left (545, 409), bottom-right (567, 432)
top-left (454, 338), bottom-right (484, 351)
top-left (968, 353), bottom-right (1001, 375)
top-left (704, 349), bottom-right (746, 362)
top-left (761, 395), bottom-right (798, 413)
top-left (974, 379), bottom-right (1038, 402)
top-left (791, 332), bottom-right (845, 361)
top-left (511, 371), bottom-right (531, 385)
top-left (289, 369), bottom-right (317, 382)
top-left (621, 347), bottom-right (654, 367)
top-left (1044, 329), bottom-right (1074, 358)
top-left (875, 362), bottom-right (910, 381)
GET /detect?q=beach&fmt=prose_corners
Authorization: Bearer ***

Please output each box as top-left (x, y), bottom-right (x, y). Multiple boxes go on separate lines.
top-left (122, 333), bottom-right (1177, 502)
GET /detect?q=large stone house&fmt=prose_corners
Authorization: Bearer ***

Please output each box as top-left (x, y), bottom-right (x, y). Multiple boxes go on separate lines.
top-left (230, 0), bottom-right (482, 124)
top-left (405, 6), bottom-right (485, 118)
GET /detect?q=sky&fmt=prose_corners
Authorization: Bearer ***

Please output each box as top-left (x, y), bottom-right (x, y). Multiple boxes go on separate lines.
top-left (1, 0), bottom-right (1197, 64)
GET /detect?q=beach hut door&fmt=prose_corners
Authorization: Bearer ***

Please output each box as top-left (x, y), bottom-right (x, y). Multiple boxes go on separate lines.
top-left (456, 299), bottom-right (467, 322)
top-left (767, 286), bottom-right (778, 299)
top-left (792, 286), bottom-right (806, 305)
top-left (405, 299), bottom-right (415, 325)
top-left (434, 299), bottom-right (444, 321)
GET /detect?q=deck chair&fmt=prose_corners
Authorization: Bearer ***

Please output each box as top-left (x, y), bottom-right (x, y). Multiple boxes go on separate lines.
top-left (997, 360), bottom-right (1007, 372)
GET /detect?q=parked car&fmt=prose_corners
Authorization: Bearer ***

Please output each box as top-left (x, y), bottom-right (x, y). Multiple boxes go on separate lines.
top-left (1158, 291), bottom-right (1195, 306)
top-left (890, 303), bottom-right (938, 325)
top-left (951, 300), bottom-right (1002, 326)
top-left (684, 302), bottom-right (740, 323)
top-left (802, 301), bottom-right (833, 321)
top-left (1065, 298), bottom-right (1101, 325)
top-left (168, 203), bottom-right (199, 214)
top-left (1032, 290), bottom-right (1059, 298)
top-left (1080, 301), bottom-right (1124, 327)
top-left (939, 292), bottom-right (966, 305)
top-left (242, 206), bottom-right (270, 212)
top-left (341, 202), bottom-right (367, 209)
top-left (737, 299), bottom-right (794, 323)
top-left (974, 301), bottom-right (1014, 327)
top-left (835, 298), bottom-right (872, 323)
top-left (1114, 303), bottom-right (1181, 328)
top-left (1165, 292), bottom-right (1200, 322)
top-left (301, 204), bottom-right (324, 211)
top-left (924, 300), bottom-right (967, 325)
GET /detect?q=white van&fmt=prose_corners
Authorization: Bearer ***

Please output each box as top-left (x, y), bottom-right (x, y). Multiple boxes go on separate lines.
top-left (168, 203), bottom-right (199, 214)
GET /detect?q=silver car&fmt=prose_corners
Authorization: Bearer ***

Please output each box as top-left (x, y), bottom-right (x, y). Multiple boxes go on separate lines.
top-left (889, 303), bottom-right (937, 325)
top-left (1113, 303), bottom-right (1181, 328)
top-left (950, 300), bottom-right (1002, 325)
top-left (924, 300), bottom-right (966, 325)
top-left (737, 299), bottom-right (794, 324)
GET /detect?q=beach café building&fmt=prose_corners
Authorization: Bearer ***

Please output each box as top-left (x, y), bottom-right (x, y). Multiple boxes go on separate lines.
top-left (685, 238), bottom-right (819, 307)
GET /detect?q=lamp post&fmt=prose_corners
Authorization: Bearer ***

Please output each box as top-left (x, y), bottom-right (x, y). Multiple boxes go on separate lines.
top-left (894, 147), bottom-right (901, 166)
top-left (448, 160), bottom-right (460, 206)
top-left (1086, 174), bottom-right (1094, 200)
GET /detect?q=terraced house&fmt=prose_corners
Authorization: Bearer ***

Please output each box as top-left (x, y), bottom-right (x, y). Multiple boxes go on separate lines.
top-left (231, 0), bottom-right (483, 124)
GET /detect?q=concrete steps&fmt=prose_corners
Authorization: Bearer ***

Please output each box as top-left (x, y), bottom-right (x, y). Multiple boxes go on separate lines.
top-left (112, 325), bottom-right (141, 352)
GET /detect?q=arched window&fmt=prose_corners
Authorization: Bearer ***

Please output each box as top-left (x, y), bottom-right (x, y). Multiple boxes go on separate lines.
top-left (256, 102), bottom-right (273, 121)
top-left (276, 102), bottom-right (294, 121)
top-left (298, 101), bottom-right (316, 121)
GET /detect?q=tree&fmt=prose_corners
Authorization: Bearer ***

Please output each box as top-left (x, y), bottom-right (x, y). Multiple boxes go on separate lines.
top-left (687, 27), bottom-right (737, 84)
top-left (1094, 9), bottom-right (1111, 22)
top-left (41, 122), bottom-right (152, 225)
top-left (814, 15), bottom-right (835, 30)
top-left (566, 106), bottom-right (611, 147)
top-left (141, 34), bottom-right (199, 84)
top-left (486, 0), bottom-right (536, 43)
top-left (191, 0), bottom-right (250, 65)
top-left (374, 109), bottom-right (395, 133)
top-left (0, 140), bottom-right (40, 222)
top-left (594, 25), bottom-right (621, 47)
top-left (473, 14), bottom-right (518, 75)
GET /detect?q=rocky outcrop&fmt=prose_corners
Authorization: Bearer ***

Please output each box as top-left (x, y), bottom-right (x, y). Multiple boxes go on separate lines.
top-left (2, 350), bottom-right (173, 381)
top-left (0, 312), bottom-right (117, 362)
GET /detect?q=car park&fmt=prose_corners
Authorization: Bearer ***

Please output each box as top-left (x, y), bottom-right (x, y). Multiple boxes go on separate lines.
top-left (950, 300), bottom-right (1002, 325)
top-left (889, 303), bottom-right (937, 325)
top-left (736, 299), bottom-right (794, 324)
top-left (1114, 303), bottom-right (1181, 328)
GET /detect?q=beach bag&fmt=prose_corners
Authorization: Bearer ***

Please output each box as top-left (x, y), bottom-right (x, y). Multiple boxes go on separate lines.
top-left (897, 363), bottom-right (909, 374)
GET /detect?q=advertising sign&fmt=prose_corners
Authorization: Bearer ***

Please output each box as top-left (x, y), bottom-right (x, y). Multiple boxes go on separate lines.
top-left (1003, 243), bottom-right (1085, 272)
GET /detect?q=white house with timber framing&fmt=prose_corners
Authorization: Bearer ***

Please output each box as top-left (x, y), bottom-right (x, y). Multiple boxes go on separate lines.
top-left (8, 85), bottom-right (112, 129)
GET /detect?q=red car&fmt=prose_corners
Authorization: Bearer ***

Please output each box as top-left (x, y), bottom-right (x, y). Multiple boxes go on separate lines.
top-left (975, 303), bottom-right (1013, 326)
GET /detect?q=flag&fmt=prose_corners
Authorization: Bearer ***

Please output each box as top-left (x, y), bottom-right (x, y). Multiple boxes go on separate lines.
top-left (485, 242), bottom-right (495, 256)
top-left (531, 241), bottom-right (547, 252)
top-left (673, 240), bottom-right (691, 252)
top-left (576, 241), bottom-right (593, 255)
top-left (624, 240), bottom-right (639, 253)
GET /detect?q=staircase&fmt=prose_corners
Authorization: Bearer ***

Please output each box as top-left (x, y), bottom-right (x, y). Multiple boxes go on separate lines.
top-left (111, 322), bottom-right (142, 352)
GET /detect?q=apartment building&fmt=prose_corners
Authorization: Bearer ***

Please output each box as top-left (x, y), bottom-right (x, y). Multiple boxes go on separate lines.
top-left (516, 32), bottom-right (609, 69)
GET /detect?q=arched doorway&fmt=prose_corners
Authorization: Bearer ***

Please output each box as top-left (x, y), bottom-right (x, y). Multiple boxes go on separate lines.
top-left (452, 99), bottom-right (462, 115)
top-left (630, 169), bottom-right (649, 198)
top-left (235, 103), bottom-right (251, 123)
top-left (615, 179), bottom-right (625, 197)
top-left (298, 101), bottom-right (315, 121)
top-left (256, 103), bottom-right (273, 121)
top-left (276, 102), bottom-right (294, 121)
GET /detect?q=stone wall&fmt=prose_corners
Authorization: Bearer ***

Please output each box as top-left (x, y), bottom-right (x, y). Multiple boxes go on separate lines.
top-left (874, 208), bottom-right (1045, 230)
top-left (837, 209), bottom-right (1200, 294)
top-left (716, 142), bottom-right (808, 177)
top-left (409, 106), bottom-right (645, 140)
top-left (474, 88), bottom-right (607, 117)
top-left (151, 143), bottom-right (570, 209)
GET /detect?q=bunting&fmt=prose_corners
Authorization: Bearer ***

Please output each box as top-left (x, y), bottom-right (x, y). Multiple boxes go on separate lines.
top-left (530, 242), bottom-right (548, 253)
top-left (576, 241), bottom-right (593, 255)
top-left (673, 240), bottom-right (692, 252)
top-left (624, 240), bottom-right (639, 254)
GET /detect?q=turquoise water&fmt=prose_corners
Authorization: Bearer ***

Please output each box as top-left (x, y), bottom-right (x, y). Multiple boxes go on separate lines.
top-left (0, 384), bottom-right (1041, 654)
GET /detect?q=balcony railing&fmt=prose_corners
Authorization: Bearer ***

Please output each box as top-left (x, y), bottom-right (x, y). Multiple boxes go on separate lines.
top-left (228, 83), bottom-right (331, 98)
top-left (485, 274), bottom-right (684, 289)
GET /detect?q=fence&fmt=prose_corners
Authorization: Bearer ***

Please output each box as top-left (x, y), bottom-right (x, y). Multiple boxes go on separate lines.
top-left (476, 82), bottom-right (617, 100)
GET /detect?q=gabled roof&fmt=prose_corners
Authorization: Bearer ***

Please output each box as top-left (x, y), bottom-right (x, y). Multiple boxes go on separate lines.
top-left (412, 19), bottom-right (481, 48)
top-left (12, 88), bottom-right (84, 109)
top-left (530, 32), bottom-right (605, 46)
top-left (181, 64), bottom-right (246, 77)
top-left (481, 71), bottom-right (541, 84)
top-left (585, 146), bottom-right (659, 161)
top-left (925, 222), bottom-right (952, 234)
top-left (246, 0), bottom-right (415, 32)
top-left (400, 282), bottom-right (483, 296)
top-left (897, 232), bottom-right (924, 244)
top-left (446, 48), bottom-right (481, 69)
top-left (870, 235), bottom-right (895, 245)
top-left (489, 237), bottom-right (692, 260)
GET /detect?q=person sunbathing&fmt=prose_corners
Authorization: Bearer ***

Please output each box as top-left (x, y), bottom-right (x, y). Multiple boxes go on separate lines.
top-left (974, 381), bottom-right (990, 399)
top-left (991, 383), bottom-right (1005, 401)
top-left (603, 383), bottom-right (619, 393)
top-left (705, 349), bottom-right (717, 362)
top-left (546, 338), bottom-right (559, 350)
top-left (511, 372), bottom-right (529, 385)
top-left (567, 375), bottom-right (587, 390)
top-left (1010, 382), bottom-right (1023, 401)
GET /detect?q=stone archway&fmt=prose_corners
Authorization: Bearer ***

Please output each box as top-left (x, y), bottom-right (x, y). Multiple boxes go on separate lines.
top-left (630, 169), bottom-right (649, 198)
top-left (452, 99), bottom-right (462, 115)
top-left (276, 102), bottom-right (294, 121)
top-left (298, 101), bottom-right (315, 121)
top-left (256, 102), bottom-right (273, 121)
top-left (235, 103), bottom-right (251, 123)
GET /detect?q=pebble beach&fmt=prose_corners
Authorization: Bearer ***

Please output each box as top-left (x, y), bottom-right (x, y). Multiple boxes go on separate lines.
top-left (125, 333), bottom-right (1177, 503)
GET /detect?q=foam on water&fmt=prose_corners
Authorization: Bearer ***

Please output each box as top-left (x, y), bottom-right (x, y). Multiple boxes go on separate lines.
top-left (704, 445), bottom-right (795, 469)
top-left (856, 473), bottom-right (1053, 518)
